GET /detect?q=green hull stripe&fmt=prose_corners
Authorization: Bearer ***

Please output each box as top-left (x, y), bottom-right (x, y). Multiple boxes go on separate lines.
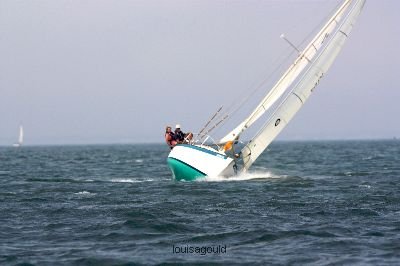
top-left (167, 157), bottom-right (206, 181)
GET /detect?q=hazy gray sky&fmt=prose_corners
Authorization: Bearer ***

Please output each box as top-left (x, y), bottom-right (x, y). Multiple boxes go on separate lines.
top-left (1, 0), bottom-right (399, 145)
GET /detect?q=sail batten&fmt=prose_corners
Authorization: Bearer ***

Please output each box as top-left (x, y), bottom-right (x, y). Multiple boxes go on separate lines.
top-left (219, 0), bottom-right (357, 144)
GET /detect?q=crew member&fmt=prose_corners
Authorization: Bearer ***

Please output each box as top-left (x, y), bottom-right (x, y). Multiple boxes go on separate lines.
top-left (165, 126), bottom-right (177, 149)
top-left (174, 124), bottom-right (185, 143)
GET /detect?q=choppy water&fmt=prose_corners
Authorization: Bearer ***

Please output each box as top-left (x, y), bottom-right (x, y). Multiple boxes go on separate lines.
top-left (1, 140), bottom-right (399, 265)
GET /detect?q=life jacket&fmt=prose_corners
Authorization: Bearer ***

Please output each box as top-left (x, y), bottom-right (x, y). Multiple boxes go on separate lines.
top-left (175, 131), bottom-right (185, 142)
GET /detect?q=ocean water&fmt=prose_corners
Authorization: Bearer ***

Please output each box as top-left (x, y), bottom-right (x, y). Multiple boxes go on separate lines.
top-left (1, 140), bottom-right (399, 265)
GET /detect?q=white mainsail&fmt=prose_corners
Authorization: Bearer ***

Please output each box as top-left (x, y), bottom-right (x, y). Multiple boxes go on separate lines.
top-left (241, 0), bottom-right (366, 170)
top-left (219, 0), bottom-right (360, 144)
top-left (167, 0), bottom-right (365, 181)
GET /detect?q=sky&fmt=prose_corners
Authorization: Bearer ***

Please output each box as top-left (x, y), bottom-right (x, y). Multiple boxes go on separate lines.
top-left (0, 0), bottom-right (399, 145)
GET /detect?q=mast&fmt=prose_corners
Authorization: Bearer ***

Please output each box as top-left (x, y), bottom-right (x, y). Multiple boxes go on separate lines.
top-left (241, 0), bottom-right (366, 170)
top-left (219, 0), bottom-right (358, 144)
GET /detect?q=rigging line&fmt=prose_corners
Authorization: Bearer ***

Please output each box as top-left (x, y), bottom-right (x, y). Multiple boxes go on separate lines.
top-left (246, 0), bottom-right (355, 147)
top-left (200, 107), bottom-right (231, 138)
top-left (202, 115), bottom-right (229, 138)
top-left (214, 2), bottom-right (343, 133)
top-left (297, 0), bottom-right (344, 48)
top-left (198, 106), bottom-right (226, 141)
top-left (203, 1), bottom-right (346, 138)
top-left (198, 106), bottom-right (223, 136)
top-left (198, 105), bottom-right (232, 139)
top-left (218, 0), bottom-right (346, 132)
top-left (209, 46), bottom-right (298, 137)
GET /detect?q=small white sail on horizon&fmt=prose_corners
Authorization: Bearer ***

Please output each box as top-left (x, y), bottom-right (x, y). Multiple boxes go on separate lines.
top-left (13, 125), bottom-right (24, 147)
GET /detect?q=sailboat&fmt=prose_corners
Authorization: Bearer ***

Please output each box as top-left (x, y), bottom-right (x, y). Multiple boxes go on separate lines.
top-left (12, 125), bottom-right (24, 147)
top-left (167, 0), bottom-right (366, 181)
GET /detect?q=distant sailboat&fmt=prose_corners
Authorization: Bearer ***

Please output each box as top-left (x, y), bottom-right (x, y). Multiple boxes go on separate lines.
top-left (167, 0), bottom-right (366, 181)
top-left (13, 125), bottom-right (24, 147)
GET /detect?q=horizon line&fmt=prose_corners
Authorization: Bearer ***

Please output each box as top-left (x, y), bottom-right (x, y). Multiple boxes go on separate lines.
top-left (0, 137), bottom-right (398, 147)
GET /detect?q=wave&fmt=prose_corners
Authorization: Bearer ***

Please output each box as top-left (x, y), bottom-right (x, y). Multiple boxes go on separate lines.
top-left (199, 170), bottom-right (284, 182)
top-left (27, 177), bottom-right (86, 183)
top-left (74, 191), bottom-right (96, 196)
top-left (27, 177), bottom-right (163, 184)
top-left (109, 178), bottom-right (155, 183)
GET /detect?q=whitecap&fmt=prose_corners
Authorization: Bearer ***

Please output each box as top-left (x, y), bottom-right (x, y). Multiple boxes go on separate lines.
top-left (2, 191), bottom-right (17, 195)
top-left (362, 156), bottom-right (373, 160)
top-left (74, 191), bottom-right (96, 195)
top-left (199, 170), bottom-right (282, 182)
top-left (110, 178), bottom-right (154, 183)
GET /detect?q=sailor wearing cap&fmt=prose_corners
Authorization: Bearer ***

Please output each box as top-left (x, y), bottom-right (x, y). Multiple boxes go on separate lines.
top-left (174, 124), bottom-right (185, 143)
